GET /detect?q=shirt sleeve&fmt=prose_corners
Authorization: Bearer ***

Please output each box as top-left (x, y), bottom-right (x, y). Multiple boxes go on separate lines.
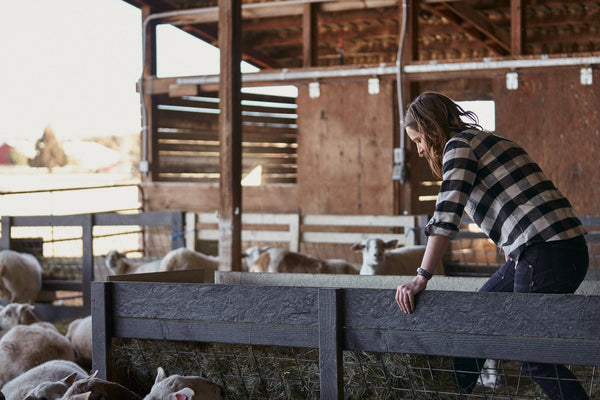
top-left (425, 138), bottom-right (478, 239)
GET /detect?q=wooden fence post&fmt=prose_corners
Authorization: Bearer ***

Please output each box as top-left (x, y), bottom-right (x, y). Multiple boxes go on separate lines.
top-left (81, 213), bottom-right (94, 314)
top-left (171, 211), bottom-right (186, 249)
top-left (1, 216), bottom-right (12, 250)
top-left (91, 281), bottom-right (113, 380)
top-left (319, 288), bottom-right (343, 400)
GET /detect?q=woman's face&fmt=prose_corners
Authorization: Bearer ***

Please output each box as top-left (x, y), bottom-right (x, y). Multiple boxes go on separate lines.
top-left (406, 126), bottom-right (426, 157)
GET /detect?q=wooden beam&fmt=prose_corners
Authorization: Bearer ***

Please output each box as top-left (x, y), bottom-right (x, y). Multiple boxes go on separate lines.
top-left (511, 0), bottom-right (525, 55)
top-left (218, 0), bottom-right (243, 272)
top-left (422, 1), bottom-right (510, 55)
top-left (141, 6), bottom-right (160, 182)
top-left (303, 3), bottom-right (319, 67)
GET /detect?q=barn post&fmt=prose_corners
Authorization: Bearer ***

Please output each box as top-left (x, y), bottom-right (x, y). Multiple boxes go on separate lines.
top-left (170, 211), bottom-right (186, 249)
top-left (91, 281), bottom-right (113, 380)
top-left (218, 0), bottom-right (243, 271)
top-left (319, 288), bottom-right (343, 400)
top-left (395, 0), bottom-right (420, 215)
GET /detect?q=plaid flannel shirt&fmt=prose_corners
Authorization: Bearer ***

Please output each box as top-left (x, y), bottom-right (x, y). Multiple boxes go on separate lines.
top-left (425, 130), bottom-right (587, 259)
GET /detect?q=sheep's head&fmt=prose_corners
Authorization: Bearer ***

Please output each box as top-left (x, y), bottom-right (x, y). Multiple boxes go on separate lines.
top-left (104, 250), bottom-right (127, 275)
top-left (352, 238), bottom-right (398, 268)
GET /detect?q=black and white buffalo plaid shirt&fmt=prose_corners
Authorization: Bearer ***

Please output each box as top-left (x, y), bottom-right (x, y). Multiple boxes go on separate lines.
top-left (425, 130), bottom-right (587, 260)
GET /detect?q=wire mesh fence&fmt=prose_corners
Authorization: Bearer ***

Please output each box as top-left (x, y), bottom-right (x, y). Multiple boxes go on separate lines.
top-left (111, 339), bottom-right (600, 399)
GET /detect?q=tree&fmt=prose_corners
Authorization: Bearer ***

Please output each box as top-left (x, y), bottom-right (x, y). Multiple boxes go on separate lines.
top-left (29, 125), bottom-right (68, 170)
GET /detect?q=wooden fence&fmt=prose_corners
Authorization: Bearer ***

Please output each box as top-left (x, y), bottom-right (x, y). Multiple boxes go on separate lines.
top-left (0, 211), bottom-right (185, 321)
top-left (185, 212), bottom-right (429, 253)
top-left (91, 279), bottom-right (600, 399)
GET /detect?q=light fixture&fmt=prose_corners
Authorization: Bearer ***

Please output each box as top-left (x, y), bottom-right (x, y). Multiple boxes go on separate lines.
top-left (368, 77), bottom-right (380, 95)
top-left (506, 72), bottom-right (518, 90)
top-left (309, 81), bottom-right (320, 98)
top-left (580, 67), bottom-right (593, 85)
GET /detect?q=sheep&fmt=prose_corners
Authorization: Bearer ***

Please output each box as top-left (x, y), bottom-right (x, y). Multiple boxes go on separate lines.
top-left (66, 315), bottom-right (92, 368)
top-left (0, 323), bottom-right (76, 386)
top-left (0, 302), bottom-right (40, 339)
top-left (0, 250), bottom-right (43, 304)
top-left (143, 367), bottom-right (225, 400)
top-left (1, 359), bottom-right (88, 400)
top-left (241, 245), bottom-right (271, 270)
top-left (352, 239), bottom-right (442, 276)
top-left (104, 250), bottom-right (161, 275)
top-left (58, 371), bottom-right (142, 400)
top-left (249, 247), bottom-right (360, 274)
top-left (159, 247), bottom-right (220, 283)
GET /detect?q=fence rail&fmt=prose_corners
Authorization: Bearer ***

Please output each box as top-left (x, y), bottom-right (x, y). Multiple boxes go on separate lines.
top-left (91, 280), bottom-right (600, 399)
top-left (186, 212), bottom-right (428, 253)
top-left (0, 211), bottom-right (185, 321)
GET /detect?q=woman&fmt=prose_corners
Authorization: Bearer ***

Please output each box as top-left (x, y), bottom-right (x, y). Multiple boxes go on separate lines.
top-left (395, 92), bottom-right (589, 399)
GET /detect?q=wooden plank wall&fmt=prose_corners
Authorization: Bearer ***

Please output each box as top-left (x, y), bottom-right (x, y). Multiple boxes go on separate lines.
top-left (296, 80), bottom-right (396, 215)
top-left (493, 67), bottom-right (600, 215)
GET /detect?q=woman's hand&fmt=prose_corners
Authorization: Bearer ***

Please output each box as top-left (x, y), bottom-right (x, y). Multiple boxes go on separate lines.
top-left (395, 275), bottom-right (428, 314)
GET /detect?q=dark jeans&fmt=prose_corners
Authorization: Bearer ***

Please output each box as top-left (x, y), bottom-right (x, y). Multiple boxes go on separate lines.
top-left (454, 235), bottom-right (590, 399)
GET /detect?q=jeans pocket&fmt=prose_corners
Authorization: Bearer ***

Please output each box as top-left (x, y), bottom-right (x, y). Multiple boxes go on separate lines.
top-left (514, 261), bottom-right (534, 293)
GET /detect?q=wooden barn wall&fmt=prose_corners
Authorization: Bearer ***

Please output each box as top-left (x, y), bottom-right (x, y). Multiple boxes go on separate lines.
top-left (141, 183), bottom-right (298, 213)
top-left (492, 68), bottom-right (600, 215)
top-left (296, 80), bottom-right (396, 215)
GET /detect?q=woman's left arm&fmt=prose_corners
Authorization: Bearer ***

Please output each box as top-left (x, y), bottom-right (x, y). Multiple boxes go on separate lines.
top-left (395, 234), bottom-right (451, 314)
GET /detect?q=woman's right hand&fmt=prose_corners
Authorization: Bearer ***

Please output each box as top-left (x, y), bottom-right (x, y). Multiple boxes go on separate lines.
top-left (395, 275), bottom-right (428, 314)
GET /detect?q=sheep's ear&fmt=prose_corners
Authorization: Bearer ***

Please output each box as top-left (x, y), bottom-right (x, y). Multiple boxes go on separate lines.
top-left (155, 367), bottom-right (167, 384)
top-left (90, 370), bottom-right (99, 378)
top-left (63, 371), bottom-right (79, 385)
top-left (384, 240), bottom-right (398, 249)
top-left (19, 304), bottom-right (39, 325)
top-left (174, 387), bottom-right (195, 400)
top-left (351, 243), bottom-right (364, 251)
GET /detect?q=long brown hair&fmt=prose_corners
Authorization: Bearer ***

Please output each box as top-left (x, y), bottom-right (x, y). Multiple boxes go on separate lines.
top-left (404, 92), bottom-right (482, 178)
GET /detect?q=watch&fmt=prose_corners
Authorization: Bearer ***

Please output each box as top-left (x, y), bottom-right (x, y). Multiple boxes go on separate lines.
top-left (417, 267), bottom-right (433, 280)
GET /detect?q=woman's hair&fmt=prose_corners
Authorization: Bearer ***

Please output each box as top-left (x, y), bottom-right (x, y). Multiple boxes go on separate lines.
top-left (404, 92), bottom-right (482, 178)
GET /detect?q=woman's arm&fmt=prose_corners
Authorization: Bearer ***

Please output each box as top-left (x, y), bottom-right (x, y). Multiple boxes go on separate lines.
top-left (395, 234), bottom-right (451, 314)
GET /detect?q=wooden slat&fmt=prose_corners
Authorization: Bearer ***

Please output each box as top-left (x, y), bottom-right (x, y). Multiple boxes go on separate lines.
top-left (302, 232), bottom-right (412, 245)
top-left (303, 214), bottom-right (416, 228)
top-left (92, 281), bottom-right (600, 368)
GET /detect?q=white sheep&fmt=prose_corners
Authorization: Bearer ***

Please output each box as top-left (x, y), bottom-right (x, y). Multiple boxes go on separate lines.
top-left (2, 359), bottom-right (88, 400)
top-left (58, 371), bottom-right (142, 400)
top-left (159, 247), bottom-right (220, 283)
top-left (352, 239), bottom-right (442, 276)
top-left (0, 323), bottom-right (76, 386)
top-left (0, 250), bottom-right (43, 304)
top-left (143, 367), bottom-right (225, 400)
top-left (0, 302), bottom-right (40, 339)
top-left (249, 247), bottom-right (360, 274)
top-left (104, 250), bottom-right (161, 275)
top-left (66, 315), bottom-right (92, 368)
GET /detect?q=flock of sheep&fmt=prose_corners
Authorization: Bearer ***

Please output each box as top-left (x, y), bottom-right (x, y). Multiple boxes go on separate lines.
top-left (0, 238), bottom-right (436, 399)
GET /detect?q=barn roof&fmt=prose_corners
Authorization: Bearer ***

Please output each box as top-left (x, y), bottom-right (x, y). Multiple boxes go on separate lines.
top-left (123, 0), bottom-right (600, 69)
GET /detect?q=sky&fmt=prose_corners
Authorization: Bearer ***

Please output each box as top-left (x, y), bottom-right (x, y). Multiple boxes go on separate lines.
top-left (0, 0), bottom-right (491, 144)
